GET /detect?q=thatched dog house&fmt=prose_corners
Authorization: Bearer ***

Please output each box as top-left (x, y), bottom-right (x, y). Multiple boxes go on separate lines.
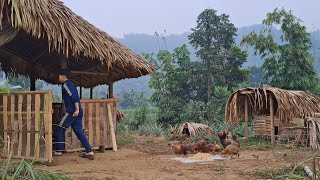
top-left (171, 122), bottom-right (214, 137)
top-left (225, 86), bottom-right (320, 144)
top-left (0, 0), bottom-right (155, 162)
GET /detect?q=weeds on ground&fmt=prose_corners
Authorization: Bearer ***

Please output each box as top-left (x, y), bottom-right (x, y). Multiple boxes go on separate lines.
top-left (0, 154), bottom-right (69, 180)
top-left (253, 165), bottom-right (309, 179)
top-left (116, 133), bottom-right (135, 146)
top-left (240, 137), bottom-right (272, 150)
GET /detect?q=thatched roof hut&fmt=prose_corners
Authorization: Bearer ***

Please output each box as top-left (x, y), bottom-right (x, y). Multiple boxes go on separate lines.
top-left (225, 86), bottom-right (320, 125)
top-left (225, 86), bottom-right (320, 144)
top-left (0, 0), bottom-right (155, 88)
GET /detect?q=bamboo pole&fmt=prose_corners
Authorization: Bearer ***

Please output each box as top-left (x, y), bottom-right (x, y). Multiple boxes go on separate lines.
top-left (270, 95), bottom-right (275, 145)
top-left (108, 83), bottom-right (114, 98)
top-left (245, 97), bottom-right (249, 139)
top-left (107, 104), bottom-right (117, 151)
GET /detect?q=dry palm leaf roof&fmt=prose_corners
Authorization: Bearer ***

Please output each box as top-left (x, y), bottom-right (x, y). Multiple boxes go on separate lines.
top-left (0, 0), bottom-right (155, 87)
top-left (171, 122), bottom-right (214, 136)
top-left (225, 86), bottom-right (320, 125)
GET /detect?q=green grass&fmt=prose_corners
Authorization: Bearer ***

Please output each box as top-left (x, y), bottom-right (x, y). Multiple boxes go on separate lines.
top-left (240, 137), bottom-right (272, 150)
top-left (253, 165), bottom-right (310, 179)
top-left (116, 133), bottom-right (135, 146)
top-left (0, 159), bottom-right (69, 180)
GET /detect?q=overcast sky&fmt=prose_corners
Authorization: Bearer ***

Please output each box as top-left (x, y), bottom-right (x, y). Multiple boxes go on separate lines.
top-left (62, 0), bottom-right (320, 38)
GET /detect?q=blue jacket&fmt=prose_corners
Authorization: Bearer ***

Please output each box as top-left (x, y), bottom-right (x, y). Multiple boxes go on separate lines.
top-left (62, 80), bottom-right (82, 114)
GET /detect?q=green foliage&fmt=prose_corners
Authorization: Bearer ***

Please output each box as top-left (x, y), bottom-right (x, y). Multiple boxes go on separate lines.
top-left (0, 159), bottom-right (68, 180)
top-left (188, 9), bottom-right (248, 103)
top-left (148, 45), bottom-right (193, 125)
top-left (191, 131), bottom-right (219, 144)
top-left (138, 123), bottom-right (164, 137)
top-left (241, 8), bottom-right (317, 90)
top-left (7, 76), bottom-right (44, 91)
top-left (249, 66), bottom-right (265, 87)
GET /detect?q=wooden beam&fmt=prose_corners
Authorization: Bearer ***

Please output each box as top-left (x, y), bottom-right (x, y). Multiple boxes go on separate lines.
top-left (71, 70), bottom-right (109, 76)
top-left (108, 83), bottom-right (114, 98)
top-left (270, 95), bottom-right (275, 145)
top-left (245, 97), bottom-right (249, 139)
top-left (31, 48), bottom-right (48, 64)
top-left (61, 59), bottom-right (67, 69)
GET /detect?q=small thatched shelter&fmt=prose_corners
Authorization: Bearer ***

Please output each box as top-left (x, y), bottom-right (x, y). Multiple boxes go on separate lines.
top-left (171, 122), bottom-right (214, 137)
top-left (225, 86), bottom-right (320, 144)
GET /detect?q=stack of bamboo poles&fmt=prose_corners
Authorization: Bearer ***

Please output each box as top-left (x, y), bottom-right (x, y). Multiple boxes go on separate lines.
top-left (306, 117), bottom-right (320, 150)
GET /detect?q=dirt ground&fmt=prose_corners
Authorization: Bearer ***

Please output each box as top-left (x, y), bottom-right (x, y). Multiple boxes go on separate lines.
top-left (44, 135), bottom-right (315, 180)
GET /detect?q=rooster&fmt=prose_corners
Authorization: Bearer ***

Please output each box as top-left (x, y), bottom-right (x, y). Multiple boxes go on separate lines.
top-left (217, 129), bottom-right (239, 148)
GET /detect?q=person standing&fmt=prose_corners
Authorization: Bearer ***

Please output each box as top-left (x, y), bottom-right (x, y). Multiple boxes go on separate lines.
top-left (54, 68), bottom-right (95, 160)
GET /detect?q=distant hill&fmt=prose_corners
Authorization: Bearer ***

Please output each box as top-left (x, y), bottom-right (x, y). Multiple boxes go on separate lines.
top-left (114, 24), bottom-right (320, 95)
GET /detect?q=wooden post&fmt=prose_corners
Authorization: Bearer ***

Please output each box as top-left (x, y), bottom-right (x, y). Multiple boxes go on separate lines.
top-left (79, 87), bottom-right (82, 99)
top-left (107, 104), bottom-right (117, 151)
top-left (30, 76), bottom-right (36, 91)
top-left (245, 97), bottom-right (249, 139)
top-left (270, 95), bottom-right (275, 145)
top-left (109, 83), bottom-right (114, 98)
top-left (90, 88), bottom-right (93, 99)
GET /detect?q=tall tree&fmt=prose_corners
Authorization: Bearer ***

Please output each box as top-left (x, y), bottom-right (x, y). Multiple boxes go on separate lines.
top-left (148, 45), bottom-right (192, 125)
top-left (188, 9), bottom-right (248, 121)
top-left (241, 8), bottom-right (317, 90)
top-left (188, 9), bottom-right (238, 103)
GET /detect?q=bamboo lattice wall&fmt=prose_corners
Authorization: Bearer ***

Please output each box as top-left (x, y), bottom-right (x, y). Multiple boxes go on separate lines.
top-left (53, 99), bottom-right (117, 152)
top-left (0, 91), bottom-right (53, 162)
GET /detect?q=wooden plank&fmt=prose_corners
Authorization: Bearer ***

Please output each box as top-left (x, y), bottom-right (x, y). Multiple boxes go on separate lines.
top-left (88, 103), bottom-right (93, 145)
top-left (10, 95), bottom-right (15, 155)
top-left (26, 94), bottom-right (32, 158)
top-left (80, 98), bottom-right (117, 103)
top-left (102, 102), bottom-right (107, 147)
top-left (17, 95), bottom-right (23, 158)
top-left (0, 111), bottom-right (47, 114)
top-left (44, 92), bottom-right (53, 162)
top-left (34, 94), bottom-right (40, 159)
top-left (245, 97), bottom-right (249, 138)
top-left (3, 95), bottom-right (8, 155)
top-left (8, 91), bottom-right (50, 95)
top-left (270, 95), bottom-right (275, 145)
top-left (107, 104), bottom-right (117, 151)
top-left (95, 103), bottom-right (100, 145)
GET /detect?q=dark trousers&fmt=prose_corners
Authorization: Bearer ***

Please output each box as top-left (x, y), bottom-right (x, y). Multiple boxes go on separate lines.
top-left (54, 113), bottom-right (92, 153)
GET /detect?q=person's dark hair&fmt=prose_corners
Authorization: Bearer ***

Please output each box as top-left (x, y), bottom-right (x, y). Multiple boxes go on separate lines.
top-left (57, 68), bottom-right (71, 78)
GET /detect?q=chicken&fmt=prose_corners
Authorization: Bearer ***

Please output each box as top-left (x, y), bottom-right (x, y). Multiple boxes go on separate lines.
top-left (168, 143), bottom-right (182, 154)
top-left (217, 129), bottom-right (240, 148)
top-left (221, 141), bottom-right (240, 159)
top-left (191, 139), bottom-right (207, 153)
top-left (180, 143), bottom-right (193, 156)
top-left (201, 144), bottom-right (216, 153)
top-left (214, 144), bottom-right (222, 152)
